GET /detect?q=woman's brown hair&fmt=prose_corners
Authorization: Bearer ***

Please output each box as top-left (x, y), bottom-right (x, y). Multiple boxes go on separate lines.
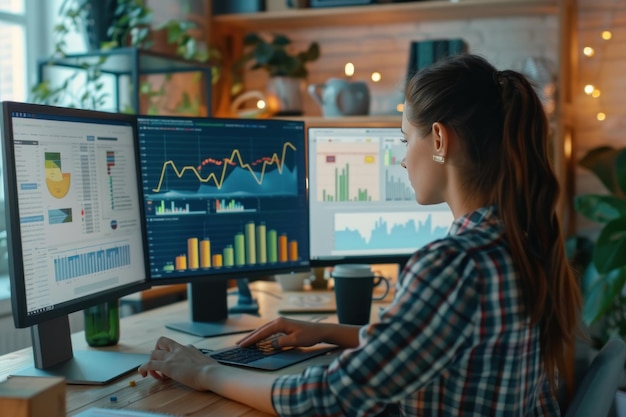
top-left (404, 53), bottom-right (581, 389)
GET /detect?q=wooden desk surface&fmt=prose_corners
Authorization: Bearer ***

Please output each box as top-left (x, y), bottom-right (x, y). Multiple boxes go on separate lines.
top-left (0, 282), bottom-right (390, 417)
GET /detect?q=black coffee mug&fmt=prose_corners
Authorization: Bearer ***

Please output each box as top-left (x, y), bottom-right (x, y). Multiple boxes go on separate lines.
top-left (331, 264), bottom-right (390, 325)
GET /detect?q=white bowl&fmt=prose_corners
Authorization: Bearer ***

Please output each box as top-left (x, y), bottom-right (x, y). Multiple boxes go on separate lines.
top-left (274, 271), bottom-right (312, 292)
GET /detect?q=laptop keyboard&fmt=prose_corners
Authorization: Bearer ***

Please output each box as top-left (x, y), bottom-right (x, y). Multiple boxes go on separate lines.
top-left (199, 338), bottom-right (338, 371)
top-left (210, 345), bottom-right (284, 364)
top-left (206, 332), bottom-right (292, 365)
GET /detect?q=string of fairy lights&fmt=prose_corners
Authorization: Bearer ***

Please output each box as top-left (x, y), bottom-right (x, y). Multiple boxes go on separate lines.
top-left (580, 2), bottom-right (618, 123)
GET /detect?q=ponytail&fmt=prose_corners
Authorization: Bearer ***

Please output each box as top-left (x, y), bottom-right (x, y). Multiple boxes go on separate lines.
top-left (496, 71), bottom-right (582, 389)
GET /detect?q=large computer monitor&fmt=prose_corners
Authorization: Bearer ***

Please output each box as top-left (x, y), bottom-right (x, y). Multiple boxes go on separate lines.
top-left (0, 101), bottom-right (151, 384)
top-left (137, 115), bottom-right (309, 337)
top-left (308, 126), bottom-right (454, 268)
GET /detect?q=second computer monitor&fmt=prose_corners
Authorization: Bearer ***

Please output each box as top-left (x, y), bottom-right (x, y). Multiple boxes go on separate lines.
top-left (137, 116), bottom-right (310, 336)
top-left (308, 126), bottom-right (454, 267)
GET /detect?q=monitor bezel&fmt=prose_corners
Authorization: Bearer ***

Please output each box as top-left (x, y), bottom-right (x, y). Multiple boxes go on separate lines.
top-left (309, 252), bottom-right (413, 268)
top-left (1, 101), bottom-right (151, 329)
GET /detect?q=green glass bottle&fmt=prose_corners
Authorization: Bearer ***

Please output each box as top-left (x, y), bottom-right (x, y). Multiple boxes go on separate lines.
top-left (84, 299), bottom-right (120, 347)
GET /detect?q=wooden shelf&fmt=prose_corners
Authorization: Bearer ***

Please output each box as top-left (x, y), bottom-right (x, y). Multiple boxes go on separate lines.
top-left (213, 0), bottom-right (558, 31)
top-left (294, 114), bottom-right (402, 127)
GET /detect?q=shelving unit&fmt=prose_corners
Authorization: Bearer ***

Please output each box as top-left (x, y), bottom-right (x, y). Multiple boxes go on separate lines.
top-left (37, 47), bottom-right (212, 115)
top-left (213, 0), bottom-right (558, 31)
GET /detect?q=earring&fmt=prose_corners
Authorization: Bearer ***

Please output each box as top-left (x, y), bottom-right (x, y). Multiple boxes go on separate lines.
top-left (432, 155), bottom-right (445, 164)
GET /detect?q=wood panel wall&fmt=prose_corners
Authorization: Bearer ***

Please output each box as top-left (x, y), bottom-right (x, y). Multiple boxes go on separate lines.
top-left (574, 0), bottom-right (626, 237)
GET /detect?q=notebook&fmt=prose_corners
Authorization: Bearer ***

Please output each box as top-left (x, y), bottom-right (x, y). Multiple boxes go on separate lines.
top-left (277, 292), bottom-right (337, 315)
top-left (203, 343), bottom-right (337, 371)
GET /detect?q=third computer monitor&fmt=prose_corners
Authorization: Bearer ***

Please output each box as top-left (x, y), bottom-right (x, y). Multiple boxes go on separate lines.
top-left (307, 126), bottom-right (454, 268)
top-left (137, 116), bottom-right (310, 336)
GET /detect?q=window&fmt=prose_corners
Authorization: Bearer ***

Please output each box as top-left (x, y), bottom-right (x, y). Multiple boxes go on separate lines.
top-left (0, 0), bottom-right (26, 102)
top-left (0, 2), bottom-right (57, 314)
top-left (0, 0), bottom-right (28, 294)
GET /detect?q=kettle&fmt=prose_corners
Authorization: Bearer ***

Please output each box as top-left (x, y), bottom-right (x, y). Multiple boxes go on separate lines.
top-left (307, 78), bottom-right (370, 117)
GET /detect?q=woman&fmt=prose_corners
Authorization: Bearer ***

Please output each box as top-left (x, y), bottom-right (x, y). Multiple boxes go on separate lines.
top-left (138, 54), bottom-right (581, 416)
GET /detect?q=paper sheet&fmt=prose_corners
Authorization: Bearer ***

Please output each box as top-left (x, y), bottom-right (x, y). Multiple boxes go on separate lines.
top-left (73, 408), bottom-right (176, 417)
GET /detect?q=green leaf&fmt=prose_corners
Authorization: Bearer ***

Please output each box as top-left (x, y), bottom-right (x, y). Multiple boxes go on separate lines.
top-left (594, 217), bottom-right (626, 273)
top-left (272, 34), bottom-right (291, 46)
top-left (574, 194), bottom-right (626, 223)
top-left (100, 40), bottom-right (118, 51)
top-left (254, 42), bottom-right (276, 65)
top-left (167, 25), bottom-right (183, 43)
top-left (580, 261), bottom-right (600, 295)
top-left (304, 42), bottom-right (320, 61)
top-left (579, 146), bottom-right (622, 194)
top-left (243, 33), bottom-right (263, 46)
top-left (211, 66), bottom-right (220, 83)
top-left (616, 148), bottom-right (626, 196)
top-left (565, 235), bottom-right (594, 276)
top-left (195, 50), bottom-right (209, 63)
top-left (582, 267), bottom-right (626, 325)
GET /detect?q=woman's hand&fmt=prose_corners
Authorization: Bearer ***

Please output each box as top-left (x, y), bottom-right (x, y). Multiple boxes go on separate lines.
top-left (237, 316), bottom-right (360, 349)
top-left (138, 336), bottom-right (215, 391)
top-left (237, 317), bottom-right (326, 349)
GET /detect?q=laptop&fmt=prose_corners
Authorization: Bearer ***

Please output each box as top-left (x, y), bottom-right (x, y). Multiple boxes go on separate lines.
top-left (202, 343), bottom-right (338, 371)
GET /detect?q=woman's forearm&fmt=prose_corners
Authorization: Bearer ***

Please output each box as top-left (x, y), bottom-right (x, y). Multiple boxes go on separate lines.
top-left (203, 364), bottom-right (278, 415)
top-left (319, 323), bottom-right (361, 348)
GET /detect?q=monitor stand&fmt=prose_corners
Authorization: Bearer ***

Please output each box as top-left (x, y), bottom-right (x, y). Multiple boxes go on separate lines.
top-left (229, 277), bottom-right (261, 315)
top-left (11, 315), bottom-right (148, 385)
top-left (165, 279), bottom-right (265, 337)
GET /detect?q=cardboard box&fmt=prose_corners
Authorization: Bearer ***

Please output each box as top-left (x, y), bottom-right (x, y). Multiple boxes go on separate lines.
top-left (0, 376), bottom-right (65, 417)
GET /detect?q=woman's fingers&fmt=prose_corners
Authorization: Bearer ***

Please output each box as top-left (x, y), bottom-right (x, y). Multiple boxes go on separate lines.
top-left (237, 317), bottom-right (319, 348)
top-left (154, 336), bottom-right (178, 351)
top-left (237, 319), bottom-right (285, 346)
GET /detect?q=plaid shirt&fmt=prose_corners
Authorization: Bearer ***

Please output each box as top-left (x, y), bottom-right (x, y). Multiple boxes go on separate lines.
top-left (271, 206), bottom-right (560, 417)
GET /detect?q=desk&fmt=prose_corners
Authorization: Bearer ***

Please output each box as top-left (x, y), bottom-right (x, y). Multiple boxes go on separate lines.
top-left (0, 282), bottom-right (389, 417)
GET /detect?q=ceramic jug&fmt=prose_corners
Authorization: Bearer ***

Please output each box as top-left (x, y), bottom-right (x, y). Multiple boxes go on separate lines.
top-left (307, 78), bottom-right (370, 117)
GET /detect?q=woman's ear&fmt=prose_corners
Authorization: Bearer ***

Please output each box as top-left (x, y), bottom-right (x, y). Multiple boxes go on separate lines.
top-left (431, 122), bottom-right (448, 160)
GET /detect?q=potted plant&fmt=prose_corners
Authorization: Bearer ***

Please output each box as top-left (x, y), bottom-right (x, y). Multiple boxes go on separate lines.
top-left (573, 145), bottom-right (626, 344)
top-left (31, 0), bottom-right (221, 114)
top-left (232, 33), bottom-right (320, 116)
top-left (570, 145), bottom-right (626, 414)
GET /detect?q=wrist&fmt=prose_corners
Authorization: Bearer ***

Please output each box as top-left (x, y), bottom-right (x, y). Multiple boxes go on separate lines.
top-left (199, 362), bottom-right (218, 391)
top-left (321, 323), bottom-right (360, 347)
